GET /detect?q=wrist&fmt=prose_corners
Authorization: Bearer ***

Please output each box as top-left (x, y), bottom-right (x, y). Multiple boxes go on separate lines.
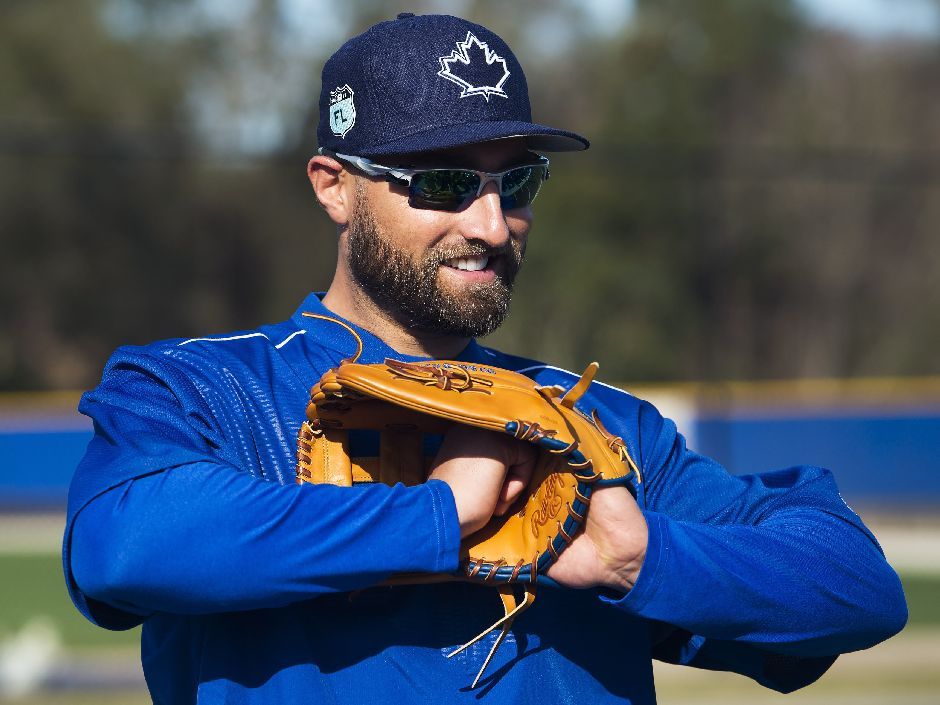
top-left (429, 475), bottom-right (488, 538)
top-left (599, 509), bottom-right (649, 593)
top-left (602, 546), bottom-right (646, 593)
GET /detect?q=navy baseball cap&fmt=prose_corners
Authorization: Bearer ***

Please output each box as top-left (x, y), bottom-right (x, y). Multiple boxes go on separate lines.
top-left (317, 13), bottom-right (589, 158)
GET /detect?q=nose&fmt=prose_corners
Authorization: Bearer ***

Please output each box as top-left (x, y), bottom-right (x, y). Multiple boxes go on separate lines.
top-left (457, 181), bottom-right (511, 247)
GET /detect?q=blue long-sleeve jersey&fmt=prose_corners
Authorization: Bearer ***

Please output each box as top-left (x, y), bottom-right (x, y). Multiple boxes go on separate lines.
top-left (63, 292), bottom-right (907, 704)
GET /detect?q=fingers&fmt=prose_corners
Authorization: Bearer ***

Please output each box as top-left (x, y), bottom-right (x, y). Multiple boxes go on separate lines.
top-left (429, 427), bottom-right (512, 537)
top-left (494, 443), bottom-right (537, 516)
top-left (428, 426), bottom-right (536, 536)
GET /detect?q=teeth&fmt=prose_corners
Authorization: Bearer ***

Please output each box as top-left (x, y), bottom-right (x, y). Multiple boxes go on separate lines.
top-left (446, 256), bottom-right (489, 272)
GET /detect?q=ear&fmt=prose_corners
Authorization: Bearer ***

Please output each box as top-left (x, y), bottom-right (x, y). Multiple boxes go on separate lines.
top-left (308, 155), bottom-right (355, 226)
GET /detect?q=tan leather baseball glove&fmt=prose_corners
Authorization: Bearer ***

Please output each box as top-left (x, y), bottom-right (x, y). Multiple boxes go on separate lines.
top-left (296, 357), bottom-right (640, 686)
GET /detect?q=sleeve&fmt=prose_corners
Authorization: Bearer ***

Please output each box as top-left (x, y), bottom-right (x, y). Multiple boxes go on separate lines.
top-left (603, 401), bottom-right (908, 693)
top-left (63, 349), bottom-right (461, 629)
top-left (69, 462), bottom-right (460, 621)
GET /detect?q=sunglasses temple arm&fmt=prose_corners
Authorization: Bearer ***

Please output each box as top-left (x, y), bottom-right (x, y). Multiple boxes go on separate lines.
top-left (323, 149), bottom-right (413, 182)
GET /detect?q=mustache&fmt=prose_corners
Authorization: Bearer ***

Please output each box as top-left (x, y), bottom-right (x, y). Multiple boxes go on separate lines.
top-left (432, 240), bottom-right (520, 263)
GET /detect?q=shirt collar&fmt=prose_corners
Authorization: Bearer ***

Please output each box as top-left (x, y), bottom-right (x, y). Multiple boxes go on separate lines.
top-left (292, 292), bottom-right (489, 365)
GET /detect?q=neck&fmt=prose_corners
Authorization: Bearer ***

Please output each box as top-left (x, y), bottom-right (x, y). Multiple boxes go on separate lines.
top-left (321, 275), bottom-right (470, 360)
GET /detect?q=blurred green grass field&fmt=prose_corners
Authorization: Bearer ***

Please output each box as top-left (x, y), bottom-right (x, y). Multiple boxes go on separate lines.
top-left (0, 554), bottom-right (139, 649)
top-left (1, 553), bottom-right (937, 704)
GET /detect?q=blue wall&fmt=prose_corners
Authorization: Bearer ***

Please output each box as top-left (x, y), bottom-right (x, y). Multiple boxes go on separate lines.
top-left (695, 410), bottom-right (940, 507)
top-left (0, 428), bottom-right (93, 507)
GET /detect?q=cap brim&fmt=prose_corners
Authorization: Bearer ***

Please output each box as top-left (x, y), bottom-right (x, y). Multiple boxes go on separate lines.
top-left (356, 120), bottom-right (589, 157)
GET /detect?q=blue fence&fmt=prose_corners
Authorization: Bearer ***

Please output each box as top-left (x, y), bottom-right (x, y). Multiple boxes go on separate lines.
top-left (695, 412), bottom-right (940, 508)
top-left (2, 381), bottom-right (939, 510)
top-left (0, 393), bottom-right (91, 509)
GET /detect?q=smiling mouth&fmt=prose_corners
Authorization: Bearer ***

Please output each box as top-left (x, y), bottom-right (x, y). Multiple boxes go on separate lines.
top-left (442, 255), bottom-right (491, 272)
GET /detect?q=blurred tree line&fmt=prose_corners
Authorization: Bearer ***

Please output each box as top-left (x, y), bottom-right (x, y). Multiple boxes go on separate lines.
top-left (1, 0), bottom-right (938, 390)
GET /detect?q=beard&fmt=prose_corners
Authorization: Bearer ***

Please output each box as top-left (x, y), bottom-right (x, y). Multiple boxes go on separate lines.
top-left (345, 196), bottom-right (525, 338)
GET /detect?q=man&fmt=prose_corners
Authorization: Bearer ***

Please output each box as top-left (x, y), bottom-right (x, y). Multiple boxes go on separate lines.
top-left (64, 13), bottom-right (906, 704)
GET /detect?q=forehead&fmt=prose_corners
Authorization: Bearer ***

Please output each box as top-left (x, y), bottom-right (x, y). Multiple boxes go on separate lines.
top-left (382, 138), bottom-right (532, 171)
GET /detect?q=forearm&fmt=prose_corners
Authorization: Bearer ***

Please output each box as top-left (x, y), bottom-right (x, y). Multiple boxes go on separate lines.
top-left (610, 507), bottom-right (907, 657)
top-left (624, 405), bottom-right (908, 659)
top-left (69, 462), bottom-right (460, 616)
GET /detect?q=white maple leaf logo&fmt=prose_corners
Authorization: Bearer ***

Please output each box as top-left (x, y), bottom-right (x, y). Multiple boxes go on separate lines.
top-left (437, 32), bottom-right (510, 101)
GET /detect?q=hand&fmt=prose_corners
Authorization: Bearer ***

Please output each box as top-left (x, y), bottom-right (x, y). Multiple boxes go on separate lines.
top-left (429, 426), bottom-right (537, 538)
top-left (546, 485), bottom-right (648, 593)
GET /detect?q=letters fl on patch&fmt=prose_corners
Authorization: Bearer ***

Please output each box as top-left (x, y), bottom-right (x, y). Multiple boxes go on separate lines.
top-left (329, 85), bottom-right (356, 138)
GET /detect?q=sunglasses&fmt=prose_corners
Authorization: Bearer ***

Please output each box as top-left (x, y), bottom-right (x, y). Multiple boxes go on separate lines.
top-left (321, 148), bottom-right (550, 212)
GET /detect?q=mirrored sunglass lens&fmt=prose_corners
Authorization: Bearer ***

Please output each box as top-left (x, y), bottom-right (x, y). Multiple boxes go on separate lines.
top-left (410, 170), bottom-right (480, 209)
top-left (406, 164), bottom-right (547, 210)
top-left (500, 166), bottom-right (533, 194)
top-left (499, 165), bottom-right (546, 209)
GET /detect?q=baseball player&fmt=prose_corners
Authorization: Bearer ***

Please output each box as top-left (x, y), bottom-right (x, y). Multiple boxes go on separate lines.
top-left (64, 14), bottom-right (906, 704)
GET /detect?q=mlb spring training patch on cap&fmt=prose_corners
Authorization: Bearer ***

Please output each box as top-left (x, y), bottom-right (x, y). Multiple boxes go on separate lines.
top-left (316, 13), bottom-right (589, 156)
top-left (328, 85), bottom-right (356, 138)
top-left (437, 32), bottom-right (511, 101)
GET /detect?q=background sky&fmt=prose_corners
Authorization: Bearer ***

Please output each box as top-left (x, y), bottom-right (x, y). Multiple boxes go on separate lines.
top-left (268, 0), bottom-right (940, 45)
top-left (575, 0), bottom-right (940, 38)
top-left (796, 0), bottom-right (940, 37)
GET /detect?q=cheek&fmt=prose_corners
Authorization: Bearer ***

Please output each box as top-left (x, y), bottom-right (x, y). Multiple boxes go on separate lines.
top-left (368, 182), bottom-right (450, 248)
top-left (406, 211), bottom-right (455, 252)
top-left (506, 208), bottom-right (533, 240)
